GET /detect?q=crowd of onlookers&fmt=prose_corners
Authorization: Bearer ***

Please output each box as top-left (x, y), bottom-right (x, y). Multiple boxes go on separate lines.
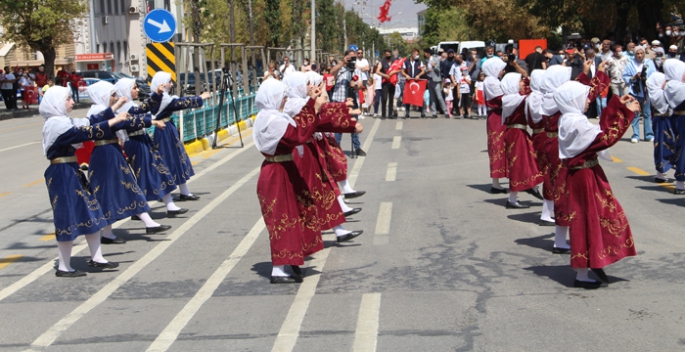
top-left (0, 66), bottom-right (83, 111)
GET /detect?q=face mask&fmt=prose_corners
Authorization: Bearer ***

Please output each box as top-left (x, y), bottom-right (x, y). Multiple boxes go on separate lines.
top-left (595, 44), bottom-right (600, 49)
top-left (487, 54), bottom-right (493, 58)
top-left (628, 50), bottom-right (634, 55)
top-left (304, 61), bottom-right (309, 65)
top-left (668, 52), bottom-right (677, 58)
top-left (414, 55), bottom-right (420, 60)
top-left (659, 33), bottom-right (664, 37)
top-left (385, 55), bottom-right (391, 60)
top-left (666, 30), bottom-right (672, 36)
top-left (656, 58), bottom-right (663, 65)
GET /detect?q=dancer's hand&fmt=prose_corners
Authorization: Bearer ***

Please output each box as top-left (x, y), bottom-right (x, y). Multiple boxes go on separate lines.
top-left (112, 96), bottom-right (128, 112)
top-left (355, 122), bottom-right (364, 134)
top-left (109, 112), bottom-right (130, 126)
top-left (200, 92), bottom-right (211, 100)
top-left (345, 98), bottom-right (354, 107)
top-left (152, 120), bottom-right (166, 129)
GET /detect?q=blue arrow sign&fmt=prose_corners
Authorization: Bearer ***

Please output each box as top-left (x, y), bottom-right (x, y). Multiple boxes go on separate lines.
top-left (349, 44), bottom-right (358, 52)
top-left (144, 9), bottom-right (176, 43)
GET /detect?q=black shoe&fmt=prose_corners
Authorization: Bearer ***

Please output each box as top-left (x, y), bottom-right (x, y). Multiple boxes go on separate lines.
top-left (525, 188), bottom-right (544, 200)
top-left (146, 224), bottom-right (172, 234)
top-left (355, 148), bottom-right (367, 157)
top-left (87, 260), bottom-right (119, 269)
top-left (178, 194), bottom-right (200, 201)
top-left (131, 215), bottom-right (141, 221)
top-left (270, 275), bottom-right (303, 284)
top-left (675, 189), bottom-right (685, 195)
top-left (506, 201), bottom-right (530, 209)
top-left (167, 208), bottom-right (189, 217)
top-left (591, 268), bottom-right (610, 283)
top-left (403, 114), bottom-right (409, 119)
top-left (55, 270), bottom-right (87, 278)
top-left (344, 208), bottom-right (362, 217)
top-left (655, 177), bottom-right (671, 183)
top-left (420, 114), bottom-right (426, 118)
top-left (573, 279), bottom-right (604, 289)
top-left (552, 246), bottom-right (571, 254)
top-left (490, 187), bottom-right (508, 194)
top-left (337, 230), bottom-right (363, 243)
top-left (344, 190), bottom-right (366, 199)
top-left (291, 265), bottom-right (303, 277)
top-left (101, 236), bottom-right (126, 244)
top-left (538, 219), bottom-right (555, 227)
top-left (432, 115), bottom-right (438, 119)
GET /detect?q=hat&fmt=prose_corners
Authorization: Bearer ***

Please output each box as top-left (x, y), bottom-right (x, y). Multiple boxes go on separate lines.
top-left (438, 48), bottom-right (444, 53)
top-left (566, 49), bottom-right (575, 54)
top-left (591, 37), bottom-right (600, 44)
top-left (583, 43), bottom-right (592, 50)
top-left (670, 45), bottom-right (678, 51)
top-left (446, 49), bottom-right (455, 54)
top-left (444, 78), bottom-right (451, 84)
top-left (652, 40), bottom-right (661, 46)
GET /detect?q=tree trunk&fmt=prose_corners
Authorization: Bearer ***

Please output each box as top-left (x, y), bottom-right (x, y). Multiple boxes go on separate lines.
top-left (637, 0), bottom-right (663, 41)
top-left (40, 45), bottom-right (57, 79)
top-left (614, 0), bottom-right (632, 43)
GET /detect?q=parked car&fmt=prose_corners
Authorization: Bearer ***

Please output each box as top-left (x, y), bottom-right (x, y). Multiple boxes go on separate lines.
top-left (178, 71), bottom-right (221, 95)
top-left (76, 77), bottom-right (102, 103)
top-left (80, 71), bottom-right (120, 84)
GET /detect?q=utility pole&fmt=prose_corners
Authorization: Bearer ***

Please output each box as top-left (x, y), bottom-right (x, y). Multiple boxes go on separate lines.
top-left (343, 15), bottom-right (347, 52)
top-left (311, 0), bottom-right (316, 64)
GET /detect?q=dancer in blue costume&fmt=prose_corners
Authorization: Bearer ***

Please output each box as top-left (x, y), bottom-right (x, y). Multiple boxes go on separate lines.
top-left (149, 72), bottom-right (210, 201)
top-left (114, 78), bottom-right (188, 217)
top-left (646, 72), bottom-right (675, 183)
top-left (86, 81), bottom-right (172, 244)
top-left (662, 59), bottom-right (685, 194)
top-left (41, 87), bottom-right (129, 277)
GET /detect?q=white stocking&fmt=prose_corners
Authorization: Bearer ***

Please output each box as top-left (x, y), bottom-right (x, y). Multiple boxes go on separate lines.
top-left (575, 268), bottom-right (593, 282)
top-left (85, 232), bottom-right (107, 263)
top-left (179, 183), bottom-right (193, 196)
top-left (554, 226), bottom-right (570, 249)
top-left (101, 225), bottom-right (116, 240)
top-left (333, 225), bottom-right (351, 237)
top-left (676, 181), bottom-right (684, 190)
top-left (492, 178), bottom-right (502, 189)
top-left (508, 191), bottom-right (518, 204)
top-left (272, 265), bottom-right (287, 277)
top-left (57, 241), bottom-right (74, 272)
top-left (138, 212), bottom-right (161, 227)
top-left (338, 179), bottom-right (355, 194)
top-left (337, 195), bottom-right (353, 213)
top-left (541, 199), bottom-right (554, 222)
top-left (162, 194), bottom-right (181, 211)
top-left (656, 171), bottom-right (667, 180)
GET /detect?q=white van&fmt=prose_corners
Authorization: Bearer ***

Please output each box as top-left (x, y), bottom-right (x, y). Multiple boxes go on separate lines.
top-left (458, 41), bottom-right (486, 58)
top-left (437, 41), bottom-right (460, 55)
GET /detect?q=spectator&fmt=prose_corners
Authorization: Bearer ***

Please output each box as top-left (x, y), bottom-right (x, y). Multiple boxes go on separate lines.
top-left (424, 47), bottom-right (446, 118)
top-left (591, 37), bottom-right (601, 49)
top-left (565, 46), bottom-right (584, 80)
top-left (402, 48), bottom-right (426, 118)
top-left (300, 58), bottom-right (312, 72)
top-left (495, 50), bottom-right (503, 58)
top-left (18, 72), bottom-right (32, 109)
top-left (545, 49), bottom-right (562, 66)
top-left (667, 45), bottom-right (678, 59)
top-left (1, 67), bottom-right (17, 110)
top-left (449, 54), bottom-right (466, 116)
top-left (457, 66), bottom-right (472, 119)
top-left (656, 22), bottom-right (665, 41)
top-left (34, 66), bottom-right (48, 90)
top-left (480, 46), bottom-right (494, 68)
top-left (623, 46), bottom-right (655, 143)
top-left (640, 38), bottom-right (656, 59)
top-left (373, 69), bottom-right (382, 116)
top-left (599, 38), bottom-right (613, 61)
top-left (654, 51), bottom-right (665, 73)
top-left (585, 48), bottom-right (603, 119)
top-left (375, 49), bottom-right (399, 118)
top-left (665, 25), bottom-right (673, 45)
top-left (625, 42), bottom-right (636, 60)
top-left (331, 50), bottom-right (365, 156)
top-left (39, 78), bottom-right (53, 102)
top-left (440, 49), bottom-right (456, 82)
top-left (524, 46), bottom-right (546, 73)
top-left (607, 44), bottom-right (629, 96)
top-left (443, 79), bottom-right (454, 118)
top-left (355, 49), bottom-right (370, 85)
top-left (670, 26), bottom-right (682, 47)
top-left (69, 69), bottom-right (82, 104)
top-left (264, 60), bottom-right (281, 80)
top-left (474, 72), bottom-right (486, 117)
top-left (322, 66), bottom-right (334, 101)
top-left (394, 48), bottom-right (405, 112)
top-left (279, 56), bottom-right (296, 78)
top-left (56, 69), bottom-right (69, 87)
top-left (503, 44), bottom-right (528, 74)
top-left (651, 40), bottom-right (665, 55)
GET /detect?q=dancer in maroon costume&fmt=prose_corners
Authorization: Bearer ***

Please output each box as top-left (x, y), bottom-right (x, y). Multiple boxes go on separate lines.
top-left (481, 58), bottom-right (509, 193)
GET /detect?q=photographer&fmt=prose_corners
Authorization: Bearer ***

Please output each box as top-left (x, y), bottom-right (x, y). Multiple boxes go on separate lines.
top-left (622, 45), bottom-right (655, 144)
top-left (331, 50), bottom-right (366, 156)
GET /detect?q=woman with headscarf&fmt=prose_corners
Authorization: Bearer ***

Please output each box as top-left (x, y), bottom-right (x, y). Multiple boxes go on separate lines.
top-left (254, 78), bottom-right (326, 284)
top-left (525, 69), bottom-right (554, 225)
top-left (539, 63), bottom-right (610, 253)
top-left (500, 72), bottom-right (543, 209)
top-left (287, 71), bottom-right (363, 243)
top-left (481, 58), bottom-right (509, 193)
top-left (150, 72), bottom-right (211, 201)
top-left (555, 81), bottom-right (639, 289)
top-left (86, 81), bottom-right (171, 245)
top-left (662, 59), bottom-right (685, 193)
top-left (647, 71), bottom-right (675, 183)
top-left (41, 86), bottom-right (129, 277)
top-left (114, 78), bottom-right (186, 217)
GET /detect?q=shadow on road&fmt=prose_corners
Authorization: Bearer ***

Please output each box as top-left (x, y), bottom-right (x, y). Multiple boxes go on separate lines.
top-left (514, 233), bottom-right (554, 252)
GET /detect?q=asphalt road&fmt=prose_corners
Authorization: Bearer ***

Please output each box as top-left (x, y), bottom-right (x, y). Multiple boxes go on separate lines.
top-left (0, 110), bottom-right (683, 352)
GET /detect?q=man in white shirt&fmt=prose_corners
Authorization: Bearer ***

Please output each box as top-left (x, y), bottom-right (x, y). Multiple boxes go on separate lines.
top-left (607, 44), bottom-right (629, 96)
top-left (279, 56), bottom-right (296, 78)
top-left (1, 66), bottom-right (17, 110)
top-left (355, 49), bottom-right (370, 84)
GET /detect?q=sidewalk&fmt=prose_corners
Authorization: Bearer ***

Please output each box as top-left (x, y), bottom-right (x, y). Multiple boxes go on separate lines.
top-left (0, 102), bottom-right (92, 121)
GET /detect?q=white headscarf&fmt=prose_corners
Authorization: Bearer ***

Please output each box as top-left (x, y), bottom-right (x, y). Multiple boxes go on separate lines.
top-left (253, 78), bottom-right (296, 155)
top-left (151, 72), bottom-right (177, 116)
top-left (647, 72), bottom-right (669, 114)
top-left (282, 71), bottom-right (310, 119)
top-left (501, 73), bottom-right (524, 124)
top-left (86, 81), bottom-right (116, 117)
top-left (114, 78), bottom-right (137, 113)
top-left (525, 69), bottom-right (545, 124)
top-left (305, 71), bottom-right (323, 86)
top-left (41, 87), bottom-right (89, 155)
top-left (540, 65), bottom-right (572, 117)
top-left (555, 81), bottom-right (602, 159)
top-left (663, 59), bottom-right (685, 81)
top-left (482, 58), bottom-right (506, 100)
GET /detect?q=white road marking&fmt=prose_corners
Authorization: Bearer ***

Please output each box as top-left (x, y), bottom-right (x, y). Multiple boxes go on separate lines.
top-left (271, 118), bottom-right (381, 351)
top-left (28, 167), bottom-right (260, 348)
top-left (374, 203), bottom-right (392, 245)
top-left (0, 142), bottom-right (256, 304)
top-left (391, 136), bottom-right (401, 149)
top-left (271, 246), bottom-right (332, 352)
top-left (146, 219), bottom-right (265, 352)
top-left (353, 293), bottom-right (382, 352)
top-left (0, 141), bottom-right (40, 153)
top-left (395, 121), bottom-right (403, 130)
top-left (385, 162), bottom-right (397, 182)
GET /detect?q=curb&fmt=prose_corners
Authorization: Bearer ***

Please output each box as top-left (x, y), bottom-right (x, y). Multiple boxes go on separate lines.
top-left (183, 115), bottom-right (255, 156)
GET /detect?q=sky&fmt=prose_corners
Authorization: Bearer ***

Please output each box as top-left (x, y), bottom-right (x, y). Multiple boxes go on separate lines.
top-left (342, 0), bottom-right (428, 29)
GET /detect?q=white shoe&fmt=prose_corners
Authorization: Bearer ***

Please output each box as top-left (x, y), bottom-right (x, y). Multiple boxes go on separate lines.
top-left (647, 137), bottom-right (655, 142)
top-left (630, 138), bottom-right (638, 144)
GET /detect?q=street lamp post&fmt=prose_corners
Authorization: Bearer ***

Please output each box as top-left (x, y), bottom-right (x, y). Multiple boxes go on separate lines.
top-left (311, 0), bottom-right (316, 65)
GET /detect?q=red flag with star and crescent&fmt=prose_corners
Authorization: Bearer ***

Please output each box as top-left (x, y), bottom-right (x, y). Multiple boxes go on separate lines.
top-left (378, 0), bottom-right (392, 23)
top-left (402, 79), bottom-right (427, 107)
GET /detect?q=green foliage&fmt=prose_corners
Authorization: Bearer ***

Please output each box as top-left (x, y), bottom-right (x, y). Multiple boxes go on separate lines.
top-left (420, 6), bottom-right (474, 46)
top-left (316, 0), bottom-right (337, 52)
top-left (264, 0), bottom-right (283, 47)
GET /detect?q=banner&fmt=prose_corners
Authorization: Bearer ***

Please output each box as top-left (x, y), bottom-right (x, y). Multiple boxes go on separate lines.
top-left (402, 79), bottom-right (427, 107)
top-left (384, 57), bottom-right (405, 86)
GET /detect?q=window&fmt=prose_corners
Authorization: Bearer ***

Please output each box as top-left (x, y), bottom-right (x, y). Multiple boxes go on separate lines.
top-left (103, 43), bottom-right (107, 53)
top-left (106, 0), bottom-right (112, 14)
top-left (96, 44), bottom-right (100, 53)
top-left (121, 0), bottom-right (126, 13)
top-left (164, 0), bottom-right (171, 10)
top-left (114, 0), bottom-right (118, 14)
top-left (99, 0), bottom-right (105, 15)
top-left (117, 42), bottom-right (122, 63)
top-left (123, 41), bottom-right (128, 63)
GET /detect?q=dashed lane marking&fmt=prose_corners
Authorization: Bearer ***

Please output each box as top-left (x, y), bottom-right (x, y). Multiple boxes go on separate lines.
top-left (0, 192), bottom-right (10, 199)
top-left (22, 179), bottom-right (45, 188)
top-left (385, 162), bottom-right (397, 182)
top-left (391, 136), bottom-right (401, 149)
top-left (0, 255), bottom-right (24, 271)
top-left (395, 121), bottom-right (403, 130)
top-left (627, 166), bottom-right (675, 189)
top-left (373, 202), bottom-right (392, 245)
top-left (38, 233), bottom-right (55, 242)
top-left (611, 156), bottom-right (623, 162)
top-left (353, 293), bottom-right (382, 352)
top-left (0, 141), bottom-right (41, 153)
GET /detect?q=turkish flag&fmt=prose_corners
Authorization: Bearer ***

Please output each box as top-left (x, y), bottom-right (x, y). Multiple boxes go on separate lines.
top-left (402, 79), bottom-right (427, 107)
top-left (383, 57), bottom-right (405, 85)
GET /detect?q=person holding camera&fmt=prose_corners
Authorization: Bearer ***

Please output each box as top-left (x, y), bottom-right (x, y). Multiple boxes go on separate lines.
top-left (623, 45), bottom-right (655, 144)
top-left (330, 50), bottom-right (366, 156)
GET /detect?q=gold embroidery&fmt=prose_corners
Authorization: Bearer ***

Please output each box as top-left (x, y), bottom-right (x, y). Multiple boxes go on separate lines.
top-left (599, 212), bottom-right (629, 236)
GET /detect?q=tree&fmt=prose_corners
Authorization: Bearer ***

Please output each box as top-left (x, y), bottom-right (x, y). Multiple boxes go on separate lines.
top-left (420, 7), bottom-right (474, 46)
top-left (316, 0), bottom-right (338, 52)
top-left (0, 0), bottom-right (87, 77)
top-left (264, 0), bottom-right (283, 47)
